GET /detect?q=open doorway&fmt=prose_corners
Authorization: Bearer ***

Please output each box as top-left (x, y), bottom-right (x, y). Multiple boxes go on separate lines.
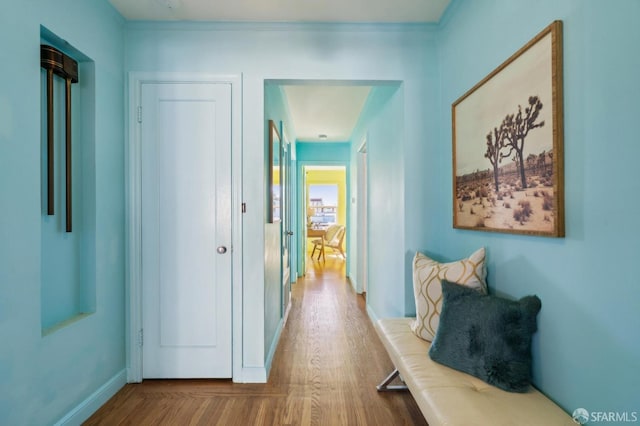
top-left (304, 165), bottom-right (347, 271)
top-left (266, 79), bottom-right (403, 299)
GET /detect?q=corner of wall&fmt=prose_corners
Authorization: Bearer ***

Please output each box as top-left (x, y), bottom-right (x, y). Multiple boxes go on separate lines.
top-left (54, 370), bottom-right (126, 426)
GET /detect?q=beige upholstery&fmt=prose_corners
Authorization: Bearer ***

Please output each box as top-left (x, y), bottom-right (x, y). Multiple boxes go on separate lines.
top-left (375, 318), bottom-right (574, 426)
top-left (311, 224), bottom-right (345, 260)
top-left (411, 248), bottom-right (487, 342)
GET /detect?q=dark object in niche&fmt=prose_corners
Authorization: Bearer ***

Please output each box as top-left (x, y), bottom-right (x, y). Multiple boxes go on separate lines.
top-left (40, 44), bottom-right (78, 232)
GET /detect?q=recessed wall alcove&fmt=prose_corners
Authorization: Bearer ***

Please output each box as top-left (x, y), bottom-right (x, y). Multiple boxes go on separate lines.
top-left (40, 26), bottom-right (96, 335)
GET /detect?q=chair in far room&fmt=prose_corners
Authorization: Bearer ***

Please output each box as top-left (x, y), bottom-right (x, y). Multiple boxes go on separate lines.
top-left (311, 224), bottom-right (345, 260)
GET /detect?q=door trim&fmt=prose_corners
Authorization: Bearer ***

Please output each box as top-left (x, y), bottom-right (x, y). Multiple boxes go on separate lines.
top-left (297, 161), bottom-right (350, 275)
top-left (356, 136), bottom-right (368, 294)
top-left (126, 72), bottom-right (243, 383)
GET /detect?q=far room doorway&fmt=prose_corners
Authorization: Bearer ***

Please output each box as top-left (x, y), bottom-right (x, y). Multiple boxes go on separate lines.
top-left (304, 165), bottom-right (347, 273)
top-left (266, 79), bottom-right (403, 300)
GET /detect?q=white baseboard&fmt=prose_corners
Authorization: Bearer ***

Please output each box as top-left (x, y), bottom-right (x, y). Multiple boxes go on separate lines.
top-left (54, 369), bottom-right (127, 426)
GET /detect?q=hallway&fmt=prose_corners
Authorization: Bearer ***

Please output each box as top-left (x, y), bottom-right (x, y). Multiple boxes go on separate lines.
top-left (85, 261), bottom-right (426, 425)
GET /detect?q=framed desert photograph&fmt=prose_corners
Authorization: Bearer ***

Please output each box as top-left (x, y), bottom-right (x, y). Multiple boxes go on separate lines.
top-left (452, 20), bottom-right (564, 237)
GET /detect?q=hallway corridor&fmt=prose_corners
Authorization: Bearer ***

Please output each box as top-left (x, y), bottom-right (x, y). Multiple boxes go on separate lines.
top-left (85, 261), bottom-right (425, 425)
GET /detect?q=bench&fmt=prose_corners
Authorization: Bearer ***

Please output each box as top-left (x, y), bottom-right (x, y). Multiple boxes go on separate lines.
top-left (374, 318), bottom-right (574, 426)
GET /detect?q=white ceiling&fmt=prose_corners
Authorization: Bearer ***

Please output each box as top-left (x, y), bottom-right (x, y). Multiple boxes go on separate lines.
top-left (283, 85), bottom-right (371, 142)
top-left (109, 0), bottom-right (450, 23)
top-left (109, 0), bottom-right (451, 144)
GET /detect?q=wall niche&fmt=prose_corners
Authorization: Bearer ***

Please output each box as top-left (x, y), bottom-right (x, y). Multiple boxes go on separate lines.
top-left (40, 26), bottom-right (96, 335)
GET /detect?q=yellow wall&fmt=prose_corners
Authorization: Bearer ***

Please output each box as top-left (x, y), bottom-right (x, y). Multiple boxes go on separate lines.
top-left (306, 169), bottom-right (347, 227)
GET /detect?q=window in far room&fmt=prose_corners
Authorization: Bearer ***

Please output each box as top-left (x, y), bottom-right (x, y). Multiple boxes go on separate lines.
top-left (308, 184), bottom-right (338, 230)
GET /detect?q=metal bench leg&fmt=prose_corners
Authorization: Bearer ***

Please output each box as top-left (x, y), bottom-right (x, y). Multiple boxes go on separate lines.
top-left (376, 368), bottom-right (408, 391)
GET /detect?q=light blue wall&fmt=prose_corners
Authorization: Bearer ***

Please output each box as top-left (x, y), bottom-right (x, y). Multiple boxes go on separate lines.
top-left (350, 85), bottom-right (410, 317)
top-left (39, 28), bottom-right (97, 333)
top-left (436, 0), bottom-right (640, 414)
top-left (364, 87), bottom-right (407, 317)
top-left (126, 21), bottom-right (438, 375)
top-left (297, 141), bottom-right (351, 162)
top-left (4, 1), bottom-right (633, 421)
top-left (349, 79), bottom-right (440, 319)
top-left (0, 1), bottom-right (125, 425)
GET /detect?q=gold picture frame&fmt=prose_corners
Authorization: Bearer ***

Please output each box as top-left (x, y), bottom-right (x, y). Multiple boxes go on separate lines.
top-left (452, 20), bottom-right (564, 237)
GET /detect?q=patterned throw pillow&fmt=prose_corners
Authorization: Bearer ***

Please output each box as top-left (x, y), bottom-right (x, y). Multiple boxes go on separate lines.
top-left (410, 248), bottom-right (487, 341)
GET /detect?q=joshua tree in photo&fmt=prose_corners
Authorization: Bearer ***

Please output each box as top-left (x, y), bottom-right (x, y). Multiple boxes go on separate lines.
top-left (536, 150), bottom-right (546, 173)
top-left (527, 153), bottom-right (537, 173)
top-left (484, 124), bottom-right (510, 193)
top-left (502, 96), bottom-right (545, 189)
top-left (511, 154), bottom-right (521, 188)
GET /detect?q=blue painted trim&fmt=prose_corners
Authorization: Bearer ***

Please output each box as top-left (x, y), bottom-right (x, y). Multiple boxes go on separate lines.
top-left (237, 367), bottom-right (268, 383)
top-left (41, 26), bottom-right (93, 61)
top-left (437, 0), bottom-right (464, 29)
top-left (348, 276), bottom-right (360, 294)
top-left (366, 304), bottom-right (380, 325)
top-left (125, 20), bottom-right (440, 34)
top-left (54, 369), bottom-right (126, 426)
top-left (103, 1), bottom-right (128, 25)
top-left (276, 86), bottom-right (299, 282)
top-left (264, 317), bottom-right (285, 379)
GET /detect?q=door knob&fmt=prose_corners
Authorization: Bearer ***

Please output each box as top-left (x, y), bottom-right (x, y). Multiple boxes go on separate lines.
top-left (286, 231), bottom-right (294, 236)
top-left (217, 246), bottom-right (228, 254)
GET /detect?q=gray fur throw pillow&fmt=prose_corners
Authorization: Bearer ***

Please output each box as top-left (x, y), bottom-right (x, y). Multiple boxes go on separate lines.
top-left (428, 280), bottom-right (542, 392)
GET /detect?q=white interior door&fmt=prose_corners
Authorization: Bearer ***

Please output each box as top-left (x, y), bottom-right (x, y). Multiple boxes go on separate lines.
top-left (141, 82), bottom-right (232, 378)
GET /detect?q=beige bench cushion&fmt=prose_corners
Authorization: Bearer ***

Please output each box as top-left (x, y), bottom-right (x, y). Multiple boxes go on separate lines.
top-left (375, 318), bottom-right (574, 426)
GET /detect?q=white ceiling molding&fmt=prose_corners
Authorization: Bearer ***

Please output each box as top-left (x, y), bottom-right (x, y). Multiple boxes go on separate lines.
top-left (110, 2), bottom-right (451, 145)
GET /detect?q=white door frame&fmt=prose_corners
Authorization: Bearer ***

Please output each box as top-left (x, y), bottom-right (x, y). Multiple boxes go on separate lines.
top-left (357, 136), bottom-right (368, 294)
top-left (126, 72), bottom-right (243, 383)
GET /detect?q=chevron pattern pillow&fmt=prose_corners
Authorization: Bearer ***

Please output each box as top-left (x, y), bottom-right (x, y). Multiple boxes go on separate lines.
top-left (410, 248), bottom-right (487, 341)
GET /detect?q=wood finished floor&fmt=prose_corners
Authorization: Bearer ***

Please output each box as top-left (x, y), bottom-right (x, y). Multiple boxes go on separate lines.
top-left (85, 256), bottom-right (426, 425)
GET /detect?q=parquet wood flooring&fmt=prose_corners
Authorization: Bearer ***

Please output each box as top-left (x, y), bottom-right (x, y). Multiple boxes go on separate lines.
top-left (85, 258), bottom-right (426, 425)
